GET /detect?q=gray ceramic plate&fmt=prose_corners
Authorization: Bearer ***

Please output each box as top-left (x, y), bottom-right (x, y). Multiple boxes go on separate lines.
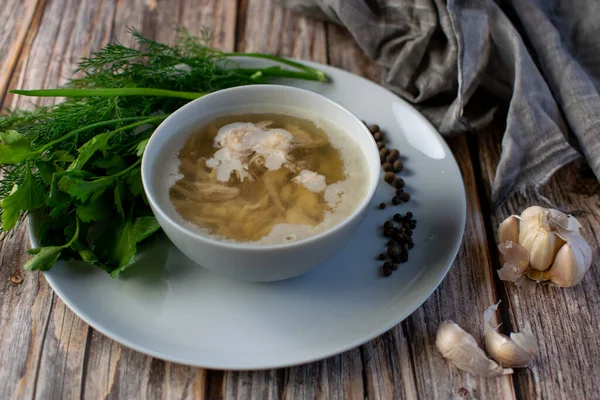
top-left (30, 60), bottom-right (466, 370)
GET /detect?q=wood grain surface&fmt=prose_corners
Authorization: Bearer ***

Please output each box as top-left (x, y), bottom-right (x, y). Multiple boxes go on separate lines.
top-left (1, 0), bottom-right (599, 399)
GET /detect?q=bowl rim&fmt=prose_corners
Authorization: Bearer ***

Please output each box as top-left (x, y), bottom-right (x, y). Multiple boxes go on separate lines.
top-left (141, 84), bottom-right (380, 252)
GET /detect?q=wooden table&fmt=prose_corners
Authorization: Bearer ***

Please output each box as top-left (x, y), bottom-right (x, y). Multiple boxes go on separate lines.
top-left (1, 0), bottom-right (599, 398)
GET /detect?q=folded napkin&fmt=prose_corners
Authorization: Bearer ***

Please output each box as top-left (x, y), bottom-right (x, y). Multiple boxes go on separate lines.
top-left (279, 0), bottom-right (600, 204)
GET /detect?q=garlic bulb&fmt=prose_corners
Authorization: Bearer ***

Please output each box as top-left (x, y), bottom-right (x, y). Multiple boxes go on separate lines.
top-left (518, 206), bottom-right (564, 271)
top-left (483, 303), bottom-right (538, 367)
top-left (436, 320), bottom-right (513, 377)
top-left (497, 206), bottom-right (593, 288)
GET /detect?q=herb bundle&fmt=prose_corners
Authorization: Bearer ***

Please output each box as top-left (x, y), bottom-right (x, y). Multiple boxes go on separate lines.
top-left (0, 28), bottom-right (327, 277)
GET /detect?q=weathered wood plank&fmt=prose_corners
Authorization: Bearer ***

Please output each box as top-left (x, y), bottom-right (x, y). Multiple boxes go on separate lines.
top-left (476, 118), bottom-right (600, 399)
top-left (326, 26), bottom-right (516, 399)
top-left (1, 1), bottom-right (117, 398)
top-left (0, 0), bottom-right (43, 103)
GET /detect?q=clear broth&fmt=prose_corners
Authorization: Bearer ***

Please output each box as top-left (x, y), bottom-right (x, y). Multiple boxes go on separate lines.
top-left (170, 113), bottom-right (347, 242)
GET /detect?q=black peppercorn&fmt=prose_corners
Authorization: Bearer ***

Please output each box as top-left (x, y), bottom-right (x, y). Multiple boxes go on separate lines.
top-left (405, 228), bottom-right (413, 236)
top-left (378, 202), bottom-right (387, 209)
top-left (383, 228), bottom-right (393, 237)
top-left (383, 267), bottom-right (393, 277)
top-left (399, 191), bottom-right (411, 202)
top-left (392, 196), bottom-right (401, 205)
top-left (400, 252), bottom-right (408, 262)
top-left (392, 233), bottom-right (405, 243)
top-left (383, 220), bottom-right (394, 230)
top-left (369, 124), bottom-right (380, 133)
top-left (378, 253), bottom-right (387, 260)
top-left (409, 221), bottom-right (417, 229)
top-left (407, 242), bottom-right (414, 249)
top-left (382, 162), bottom-right (393, 172)
top-left (391, 263), bottom-right (399, 271)
top-left (387, 245), bottom-right (401, 259)
top-left (373, 131), bottom-right (383, 141)
top-left (377, 141), bottom-right (385, 150)
top-left (384, 171), bottom-right (395, 184)
top-left (386, 240), bottom-right (395, 246)
top-left (393, 213), bottom-right (402, 222)
top-left (392, 178), bottom-right (404, 189)
top-left (406, 212), bottom-right (413, 219)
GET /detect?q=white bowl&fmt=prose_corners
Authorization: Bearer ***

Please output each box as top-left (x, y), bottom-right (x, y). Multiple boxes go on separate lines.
top-left (141, 85), bottom-right (380, 282)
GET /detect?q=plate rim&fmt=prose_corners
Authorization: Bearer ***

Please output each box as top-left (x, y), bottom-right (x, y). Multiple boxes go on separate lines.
top-left (32, 59), bottom-right (467, 370)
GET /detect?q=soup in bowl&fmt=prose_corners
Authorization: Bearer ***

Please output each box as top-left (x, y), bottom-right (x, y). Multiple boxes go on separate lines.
top-left (142, 85), bottom-right (380, 281)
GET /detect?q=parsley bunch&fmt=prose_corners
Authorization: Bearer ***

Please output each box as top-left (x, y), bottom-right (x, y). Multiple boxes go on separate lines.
top-left (0, 28), bottom-right (327, 276)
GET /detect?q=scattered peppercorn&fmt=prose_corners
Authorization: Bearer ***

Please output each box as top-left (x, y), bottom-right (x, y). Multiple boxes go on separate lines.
top-left (392, 177), bottom-right (404, 189)
top-left (369, 124), bottom-right (380, 133)
top-left (365, 121), bottom-right (416, 277)
top-left (387, 245), bottom-right (401, 259)
top-left (393, 160), bottom-right (403, 173)
top-left (384, 171), bottom-right (395, 184)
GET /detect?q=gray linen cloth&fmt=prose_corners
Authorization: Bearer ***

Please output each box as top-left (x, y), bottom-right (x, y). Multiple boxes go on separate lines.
top-left (279, 0), bottom-right (600, 204)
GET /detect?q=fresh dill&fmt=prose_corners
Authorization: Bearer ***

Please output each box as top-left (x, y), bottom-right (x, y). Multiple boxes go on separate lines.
top-left (0, 27), bottom-right (328, 275)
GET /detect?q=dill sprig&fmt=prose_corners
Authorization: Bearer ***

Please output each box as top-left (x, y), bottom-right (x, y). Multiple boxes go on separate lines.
top-left (0, 27), bottom-right (328, 275)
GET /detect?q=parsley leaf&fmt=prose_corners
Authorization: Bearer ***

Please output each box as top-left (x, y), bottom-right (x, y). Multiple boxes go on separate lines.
top-left (0, 130), bottom-right (36, 164)
top-left (0, 166), bottom-right (47, 231)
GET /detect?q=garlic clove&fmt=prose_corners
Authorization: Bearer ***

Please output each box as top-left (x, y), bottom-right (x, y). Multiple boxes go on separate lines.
top-left (436, 320), bottom-right (513, 377)
top-left (519, 205), bottom-right (546, 221)
top-left (545, 236), bottom-right (592, 287)
top-left (483, 303), bottom-right (538, 367)
top-left (498, 216), bottom-right (519, 245)
top-left (519, 207), bottom-right (564, 271)
top-left (497, 241), bottom-right (529, 282)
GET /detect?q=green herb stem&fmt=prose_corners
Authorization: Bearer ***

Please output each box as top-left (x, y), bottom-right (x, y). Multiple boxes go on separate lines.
top-left (224, 53), bottom-right (328, 82)
top-left (10, 88), bottom-right (206, 100)
top-left (40, 116), bottom-right (166, 154)
top-left (234, 67), bottom-right (324, 82)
